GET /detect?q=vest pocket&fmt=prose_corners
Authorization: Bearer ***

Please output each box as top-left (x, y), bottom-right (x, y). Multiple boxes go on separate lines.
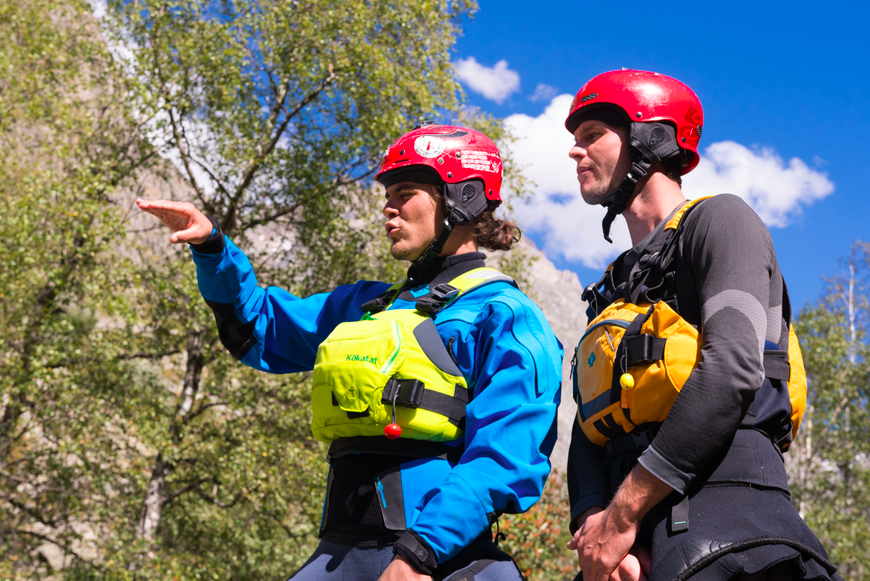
top-left (314, 318), bottom-right (405, 414)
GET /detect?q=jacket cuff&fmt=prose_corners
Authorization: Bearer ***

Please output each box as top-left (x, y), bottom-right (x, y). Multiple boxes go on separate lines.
top-left (392, 529), bottom-right (438, 575)
top-left (569, 495), bottom-right (609, 534)
top-left (638, 444), bottom-right (693, 495)
top-left (189, 215), bottom-right (225, 254)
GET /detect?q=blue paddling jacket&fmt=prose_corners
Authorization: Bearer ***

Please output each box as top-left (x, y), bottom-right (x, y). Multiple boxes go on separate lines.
top-left (190, 233), bottom-right (562, 566)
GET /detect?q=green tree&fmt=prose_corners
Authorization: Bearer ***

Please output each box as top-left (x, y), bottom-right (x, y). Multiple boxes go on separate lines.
top-left (790, 241), bottom-right (870, 580)
top-left (0, 0), bottom-right (156, 575)
top-left (1, 0), bottom-right (541, 576)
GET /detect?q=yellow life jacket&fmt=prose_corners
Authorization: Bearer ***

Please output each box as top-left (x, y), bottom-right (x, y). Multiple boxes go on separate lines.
top-left (310, 268), bottom-right (515, 444)
top-left (573, 197), bottom-right (807, 451)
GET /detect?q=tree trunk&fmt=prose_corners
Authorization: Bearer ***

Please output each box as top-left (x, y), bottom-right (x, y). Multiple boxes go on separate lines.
top-left (135, 328), bottom-right (206, 542)
top-left (136, 453), bottom-right (168, 541)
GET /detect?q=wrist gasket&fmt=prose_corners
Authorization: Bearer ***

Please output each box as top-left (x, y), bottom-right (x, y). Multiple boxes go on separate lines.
top-left (189, 215), bottom-right (225, 254)
top-left (392, 529), bottom-right (437, 575)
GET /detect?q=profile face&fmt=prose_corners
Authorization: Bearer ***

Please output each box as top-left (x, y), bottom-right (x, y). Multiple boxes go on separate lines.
top-left (382, 181), bottom-right (444, 261)
top-left (568, 120), bottom-right (632, 206)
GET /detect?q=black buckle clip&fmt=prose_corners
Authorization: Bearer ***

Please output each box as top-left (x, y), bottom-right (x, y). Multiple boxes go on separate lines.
top-left (382, 378), bottom-right (425, 409)
top-left (623, 334), bottom-right (657, 367)
top-left (416, 284), bottom-right (460, 315)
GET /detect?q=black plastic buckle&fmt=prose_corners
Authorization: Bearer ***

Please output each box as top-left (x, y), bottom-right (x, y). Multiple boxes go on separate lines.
top-left (623, 334), bottom-right (657, 367)
top-left (382, 378), bottom-right (425, 409)
top-left (416, 283), bottom-right (460, 315)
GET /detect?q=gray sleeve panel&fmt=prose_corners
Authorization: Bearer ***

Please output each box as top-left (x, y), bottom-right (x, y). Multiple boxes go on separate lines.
top-left (766, 303), bottom-right (783, 344)
top-left (701, 288), bottom-right (767, 381)
top-left (645, 194), bottom-right (780, 486)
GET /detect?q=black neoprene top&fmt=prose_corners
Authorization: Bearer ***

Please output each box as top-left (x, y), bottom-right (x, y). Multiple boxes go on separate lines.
top-left (567, 194), bottom-right (789, 523)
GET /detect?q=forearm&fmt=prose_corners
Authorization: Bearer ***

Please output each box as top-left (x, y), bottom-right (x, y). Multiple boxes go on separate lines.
top-left (610, 463), bottom-right (673, 525)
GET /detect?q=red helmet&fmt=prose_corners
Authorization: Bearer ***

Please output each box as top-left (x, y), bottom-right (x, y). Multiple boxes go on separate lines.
top-left (376, 124), bottom-right (503, 205)
top-left (565, 70), bottom-right (703, 174)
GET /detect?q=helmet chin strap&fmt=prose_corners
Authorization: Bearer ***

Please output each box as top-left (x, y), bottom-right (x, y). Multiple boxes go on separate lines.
top-left (600, 121), bottom-right (682, 243)
top-left (600, 158), bottom-right (651, 243)
top-left (407, 179), bottom-right (490, 285)
top-left (407, 218), bottom-right (454, 285)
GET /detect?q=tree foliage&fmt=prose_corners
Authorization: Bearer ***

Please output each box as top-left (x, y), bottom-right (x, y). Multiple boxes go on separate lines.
top-left (0, 0), bottom-right (545, 578)
top-left (790, 241), bottom-right (870, 580)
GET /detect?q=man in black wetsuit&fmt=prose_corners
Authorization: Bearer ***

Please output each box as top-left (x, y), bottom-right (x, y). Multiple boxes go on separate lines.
top-left (564, 70), bottom-right (842, 581)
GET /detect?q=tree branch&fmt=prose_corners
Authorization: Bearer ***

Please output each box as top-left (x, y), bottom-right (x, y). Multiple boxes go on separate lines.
top-left (225, 67), bottom-right (337, 233)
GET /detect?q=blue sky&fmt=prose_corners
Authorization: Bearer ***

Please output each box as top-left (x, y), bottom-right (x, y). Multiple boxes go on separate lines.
top-left (452, 0), bottom-right (870, 310)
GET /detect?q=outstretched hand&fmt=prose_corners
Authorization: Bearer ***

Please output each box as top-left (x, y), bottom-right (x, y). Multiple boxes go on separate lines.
top-left (136, 199), bottom-right (213, 245)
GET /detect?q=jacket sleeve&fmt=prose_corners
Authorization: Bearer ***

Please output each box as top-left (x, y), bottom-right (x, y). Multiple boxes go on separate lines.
top-left (638, 194), bottom-right (778, 493)
top-left (190, 236), bottom-right (392, 373)
top-left (566, 420), bottom-right (609, 533)
top-left (407, 290), bottom-right (564, 563)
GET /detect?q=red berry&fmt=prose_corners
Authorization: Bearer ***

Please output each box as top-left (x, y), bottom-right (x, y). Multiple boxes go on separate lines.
top-left (384, 423), bottom-right (402, 439)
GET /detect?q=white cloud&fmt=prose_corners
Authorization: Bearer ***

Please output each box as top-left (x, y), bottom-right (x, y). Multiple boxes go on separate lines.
top-left (683, 141), bottom-right (834, 227)
top-left (504, 94), bottom-right (835, 269)
top-left (529, 83), bottom-right (558, 103)
top-left (454, 57), bottom-right (520, 104)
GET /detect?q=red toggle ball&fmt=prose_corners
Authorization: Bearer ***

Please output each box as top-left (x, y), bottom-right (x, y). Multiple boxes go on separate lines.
top-left (384, 423), bottom-right (402, 439)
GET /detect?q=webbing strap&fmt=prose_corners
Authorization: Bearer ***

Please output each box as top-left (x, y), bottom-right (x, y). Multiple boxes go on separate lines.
top-left (377, 379), bottom-right (468, 426)
top-left (604, 428), bottom-right (658, 459)
top-left (671, 495), bottom-right (690, 533)
top-left (419, 384), bottom-right (468, 427)
top-left (763, 350), bottom-right (791, 382)
top-left (326, 436), bottom-right (461, 464)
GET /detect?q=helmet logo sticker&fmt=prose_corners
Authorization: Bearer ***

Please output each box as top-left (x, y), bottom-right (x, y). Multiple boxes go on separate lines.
top-left (580, 92), bottom-right (598, 104)
top-left (414, 135), bottom-right (445, 158)
top-left (459, 150), bottom-right (501, 173)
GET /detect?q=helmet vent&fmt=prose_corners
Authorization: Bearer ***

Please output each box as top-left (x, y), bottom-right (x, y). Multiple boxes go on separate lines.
top-left (462, 183), bottom-right (476, 203)
top-left (649, 126), bottom-right (666, 147)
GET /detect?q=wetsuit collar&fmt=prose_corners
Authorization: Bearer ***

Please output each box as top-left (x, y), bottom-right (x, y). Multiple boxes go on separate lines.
top-left (397, 252), bottom-right (486, 301)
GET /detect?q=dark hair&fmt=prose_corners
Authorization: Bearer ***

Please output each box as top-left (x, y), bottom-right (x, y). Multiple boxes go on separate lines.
top-left (660, 154), bottom-right (685, 187)
top-left (473, 210), bottom-right (520, 251)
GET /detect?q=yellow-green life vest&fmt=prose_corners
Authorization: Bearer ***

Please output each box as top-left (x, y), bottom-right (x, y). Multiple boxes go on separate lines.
top-left (310, 268), bottom-right (515, 444)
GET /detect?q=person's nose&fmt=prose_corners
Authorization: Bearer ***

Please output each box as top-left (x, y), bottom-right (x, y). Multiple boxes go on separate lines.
top-left (568, 143), bottom-right (587, 162)
top-left (383, 198), bottom-right (399, 219)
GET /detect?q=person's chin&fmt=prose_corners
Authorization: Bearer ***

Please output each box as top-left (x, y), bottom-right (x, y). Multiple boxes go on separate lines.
top-left (389, 242), bottom-right (425, 262)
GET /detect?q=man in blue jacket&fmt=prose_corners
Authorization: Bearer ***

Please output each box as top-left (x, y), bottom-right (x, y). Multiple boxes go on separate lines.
top-left (138, 124), bottom-right (562, 580)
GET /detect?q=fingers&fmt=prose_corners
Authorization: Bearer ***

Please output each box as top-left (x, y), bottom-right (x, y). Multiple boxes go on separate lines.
top-left (567, 528), bottom-right (582, 550)
top-left (169, 228), bottom-right (205, 244)
top-left (632, 546), bottom-right (651, 576)
top-left (610, 554), bottom-right (642, 581)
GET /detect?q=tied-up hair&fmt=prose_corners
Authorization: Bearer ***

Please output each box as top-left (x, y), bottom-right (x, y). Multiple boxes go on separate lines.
top-left (473, 210), bottom-right (520, 251)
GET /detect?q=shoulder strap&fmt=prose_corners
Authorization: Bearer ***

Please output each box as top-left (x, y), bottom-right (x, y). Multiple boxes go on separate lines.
top-left (359, 280), bottom-right (405, 316)
top-left (664, 196), bottom-right (713, 232)
top-left (416, 267), bottom-right (516, 315)
top-left (582, 253), bottom-right (631, 321)
top-left (635, 196), bottom-right (714, 308)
